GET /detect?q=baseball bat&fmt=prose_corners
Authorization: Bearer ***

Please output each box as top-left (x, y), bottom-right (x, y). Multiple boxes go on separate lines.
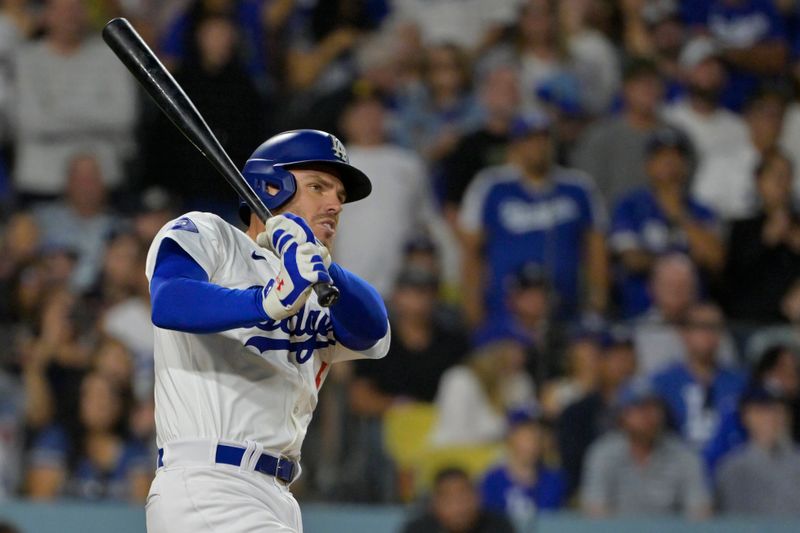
top-left (101, 17), bottom-right (339, 307)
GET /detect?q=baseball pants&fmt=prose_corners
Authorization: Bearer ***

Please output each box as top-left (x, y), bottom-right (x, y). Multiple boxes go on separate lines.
top-left (146, 440), bottom-right (303, 533)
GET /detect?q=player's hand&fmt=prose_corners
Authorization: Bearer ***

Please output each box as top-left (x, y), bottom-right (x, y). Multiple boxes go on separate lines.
top-left (260, 241), bottom-right (332, 321)
top-left (257, 213), bottom-right (316, 258)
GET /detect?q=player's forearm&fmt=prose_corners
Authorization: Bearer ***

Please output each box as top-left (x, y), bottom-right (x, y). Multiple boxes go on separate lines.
top-left (150, 276), bottom-right (268, 333)
top-left (327, 263), bottom-right (388, 351)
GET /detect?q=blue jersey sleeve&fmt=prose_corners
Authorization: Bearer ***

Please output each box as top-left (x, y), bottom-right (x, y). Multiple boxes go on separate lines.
top-left (150, 238), bottom-right (269, 333)
top-left (327, 263), bottom-right (389, 351)
top-left (29, 425), bottom-right (69, 468)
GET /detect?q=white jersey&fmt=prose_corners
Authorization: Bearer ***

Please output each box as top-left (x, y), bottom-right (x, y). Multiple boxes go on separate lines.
top-left (144, 211), bottom-right (390, 460)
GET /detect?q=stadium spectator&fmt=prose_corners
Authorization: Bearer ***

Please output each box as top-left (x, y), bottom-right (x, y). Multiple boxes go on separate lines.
top-left (716, 384), bottom-right (800, 515)
top-left (540, 328), bottom-right (602, 419)
top-left (693, 87), bottom-right (789, 220)
top-left (459, 112), bottom-right (608, 325)
top-left (130, 186), bottom-right (179, 245)
top-left (0, 0), bottom-right (36, 146)
top-left (12, 0), bottom-right (137, 199)
top-left (723, 150), bottom-right (800, 324)
top-left (31, 154), bottom-right (119, 292)
top-left (705, 0), bottom-right (789, 111)
top-left (571, 57), bottom-right (665, 208)
top-left (141, 13), bottom-right (265, 220)
top-left (441, 65), bottom-right (519, 221)
top-left (651, 302), bottom-right (746, 451)
top-left (609, 126), bottom-right (723, 318)
top-left (747, 279), bottom-right (800, 363)
top-left (664, 38), bottom-right (750, 194)
top-left (394, 42), bottom-right (482, 171)
top-left (26, 371), bottom-right (150, 502)
top-left (0, 211), bottom-right (40, 324)
top-left (350, 265), bottom-right (467, 406)
top-left (505, 262), bottom-right (567, 385)
top-left (558, 326), bottom-right (637, 496)
top-left (430, 326), bottom-right (535, 447)
top-left (479, 407), bottom-right (567, 530)
top-left (633, 254), bottom-right (738, 376)
top-left (401, 467), bottom-right (514, 533)
top-left (580, 379), bottom-right (712, 519)
top-left (0, 367), bottom-right (23, 499)
top-left (334, 91), bottom-right (437, 297)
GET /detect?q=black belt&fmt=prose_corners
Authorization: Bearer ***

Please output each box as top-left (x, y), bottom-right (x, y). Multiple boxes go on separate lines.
top-left (157, 444), bottom-right (297, 484)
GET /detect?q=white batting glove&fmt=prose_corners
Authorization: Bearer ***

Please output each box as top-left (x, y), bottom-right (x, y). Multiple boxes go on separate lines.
top-left (257, 213), bottom-right (316, 258)
top-left (260, 241), bottom-right (332, 321)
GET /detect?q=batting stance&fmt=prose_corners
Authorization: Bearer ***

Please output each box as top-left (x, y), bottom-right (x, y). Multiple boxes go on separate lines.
top-left (143, 129), bottom-right (390, 532)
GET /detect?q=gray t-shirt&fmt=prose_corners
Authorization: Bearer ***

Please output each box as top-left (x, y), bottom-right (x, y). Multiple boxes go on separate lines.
top-left (717, 441), bottom-right (800, 515)
top-left (581, 431), bottom-right (711, 516)
top-left (571, 116), bottom-right (658, 208)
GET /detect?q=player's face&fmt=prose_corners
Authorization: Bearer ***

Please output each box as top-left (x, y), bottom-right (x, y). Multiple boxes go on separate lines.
top-left (282, 169), bottom-right (346, 248)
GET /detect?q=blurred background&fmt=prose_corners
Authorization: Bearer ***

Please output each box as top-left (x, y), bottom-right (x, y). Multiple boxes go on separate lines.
top-left (2, 0), bottom-right (800, 532)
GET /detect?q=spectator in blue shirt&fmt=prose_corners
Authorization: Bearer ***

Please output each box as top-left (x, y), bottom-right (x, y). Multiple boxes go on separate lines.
top-left (26, 371), bottom-right (151, 502)
top-left (610, 126), bottom-right (724, 318)
top-left (651, 302), bottom-right (747, 452)
top-left (706, 0), bottom-right (789, 111)
top-left (479, 407), bottom-right (566, 531)
top-left (459, 112), bottom-right (608, 325)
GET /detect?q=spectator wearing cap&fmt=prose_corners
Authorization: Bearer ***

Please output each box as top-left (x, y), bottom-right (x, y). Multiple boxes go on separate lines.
top-left (609, 125), bottom-right (723, 318)
top-left (664, 37), bottom-right (750, 183)
top-left (705, 0), bottom-right (789, 112)
top-left (334, 92), bottom-right (439, 297)
top-left (723, 149), bottom-right (800, 324)
top-left (505, 262), bottom-right (567, 385)
top-left (539, 326), bottom-right (603, 420)
top-left (692, 87), bottom-right (789, 220)
top-left (716, 384), bottom-right (800, 515)
top-left (350, 265), bottom-right (468, 408)
top-left (558, 326), bottom-right (637, 497)
top-left (430, 323), bottom-right (535, 447)
top-left (459, 112), bottom-right (608, 325)
top-left (571, 57), bottom-right (665, 208)
top-left (580, 379), bottom-right (711, 519)
top-left (400, 467), bottom-right (514, 533)
top-left (441, 65), bottom-right (520, 222)
top-left (651, 302), bottom-right (746, 451)
top-left (479, 407), bottom-right (567, 530)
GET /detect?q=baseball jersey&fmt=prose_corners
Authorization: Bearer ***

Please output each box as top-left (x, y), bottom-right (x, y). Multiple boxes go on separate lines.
top-left (460, 164), bottom-right (606, 320)
top-left (145, 211), bottom-right (390, 460)
top-left (610, 188), bottom-right (718, 318)
top-left (651, 362), bottom-right (746, 450)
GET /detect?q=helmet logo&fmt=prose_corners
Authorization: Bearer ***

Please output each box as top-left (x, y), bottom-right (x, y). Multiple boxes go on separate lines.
top-left (330, 135), bottom-right (348, 163)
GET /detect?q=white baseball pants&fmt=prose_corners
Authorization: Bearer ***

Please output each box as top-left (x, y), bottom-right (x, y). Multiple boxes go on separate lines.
top-left (146, 440), bottom-right (303, 533)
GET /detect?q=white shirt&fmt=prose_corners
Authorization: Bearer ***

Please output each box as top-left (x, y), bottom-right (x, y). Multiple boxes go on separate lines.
top-left (145, 212), bottom-right (390, 460)
top-left (334, 144), bottom-right (436, 296)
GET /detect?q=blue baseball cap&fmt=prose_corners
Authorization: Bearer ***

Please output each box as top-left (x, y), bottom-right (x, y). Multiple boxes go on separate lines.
top-left (507, 403), bottom-right (542, 429)
top-left (509, 112), bottom-right (553, 141)
top-left (615, 379), bottom-right (662, 410)
top-left (471, 320), bottom-right (534, 350)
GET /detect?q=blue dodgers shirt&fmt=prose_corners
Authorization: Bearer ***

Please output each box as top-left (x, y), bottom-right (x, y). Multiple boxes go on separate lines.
top-left (707, 0), bottom-right (787, 110)
top-left (651, 362), bottom-right (746, 451)
top-left (460, 165), bottom-right (606, 320)
top-left (610, 188), bottom-right (718, 318)
top-left (479, 463), bottom-right (567, 518)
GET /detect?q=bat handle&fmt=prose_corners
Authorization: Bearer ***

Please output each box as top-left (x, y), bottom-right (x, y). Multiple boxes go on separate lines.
top-left (314, 282), bottom-right (339, 307)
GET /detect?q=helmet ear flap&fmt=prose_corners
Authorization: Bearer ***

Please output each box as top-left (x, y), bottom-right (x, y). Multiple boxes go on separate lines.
top-left (242, 159), bottom-right (298, 214)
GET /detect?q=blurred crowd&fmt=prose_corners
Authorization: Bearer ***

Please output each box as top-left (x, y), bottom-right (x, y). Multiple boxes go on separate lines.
top-left (2, 0), bottom-right (800, 530)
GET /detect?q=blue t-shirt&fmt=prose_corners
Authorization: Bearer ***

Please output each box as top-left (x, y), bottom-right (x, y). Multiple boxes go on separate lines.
top-left (30, 425), bottom-right (151, 501)
top-left (707, 0), bottom-right (787, 110)
top-left (460, 165), bottom-right (606, 320)
top-left (651, 363), bottom-right (746, 451)
top-left (480, 463), bottom-right (566, 519)
top-left (610, 187), bottom-right (718, 318)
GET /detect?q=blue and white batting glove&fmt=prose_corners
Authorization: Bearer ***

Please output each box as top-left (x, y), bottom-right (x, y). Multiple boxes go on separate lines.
top-left (257, 213), bottom-right (316, 258)
top-left (260, 241), bottom-right (332, 321)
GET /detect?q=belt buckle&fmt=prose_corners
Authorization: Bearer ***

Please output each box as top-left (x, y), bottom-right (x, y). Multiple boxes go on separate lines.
top-left (275, 455), bottom-right (295, 484)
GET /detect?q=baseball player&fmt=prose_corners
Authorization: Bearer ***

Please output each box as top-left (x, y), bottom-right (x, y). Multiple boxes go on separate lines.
top-left (143, 129), bottom-right (390, 532)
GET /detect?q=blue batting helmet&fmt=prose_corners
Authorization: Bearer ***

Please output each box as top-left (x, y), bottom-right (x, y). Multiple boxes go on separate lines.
top-left (239, 129), bottom-right (372, 224)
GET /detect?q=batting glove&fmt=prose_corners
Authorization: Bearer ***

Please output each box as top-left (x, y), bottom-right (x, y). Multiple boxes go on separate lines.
top-left (260, 241), bottom-right (332, 321)
top-left (257, 213), bottom-right (316, 258)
